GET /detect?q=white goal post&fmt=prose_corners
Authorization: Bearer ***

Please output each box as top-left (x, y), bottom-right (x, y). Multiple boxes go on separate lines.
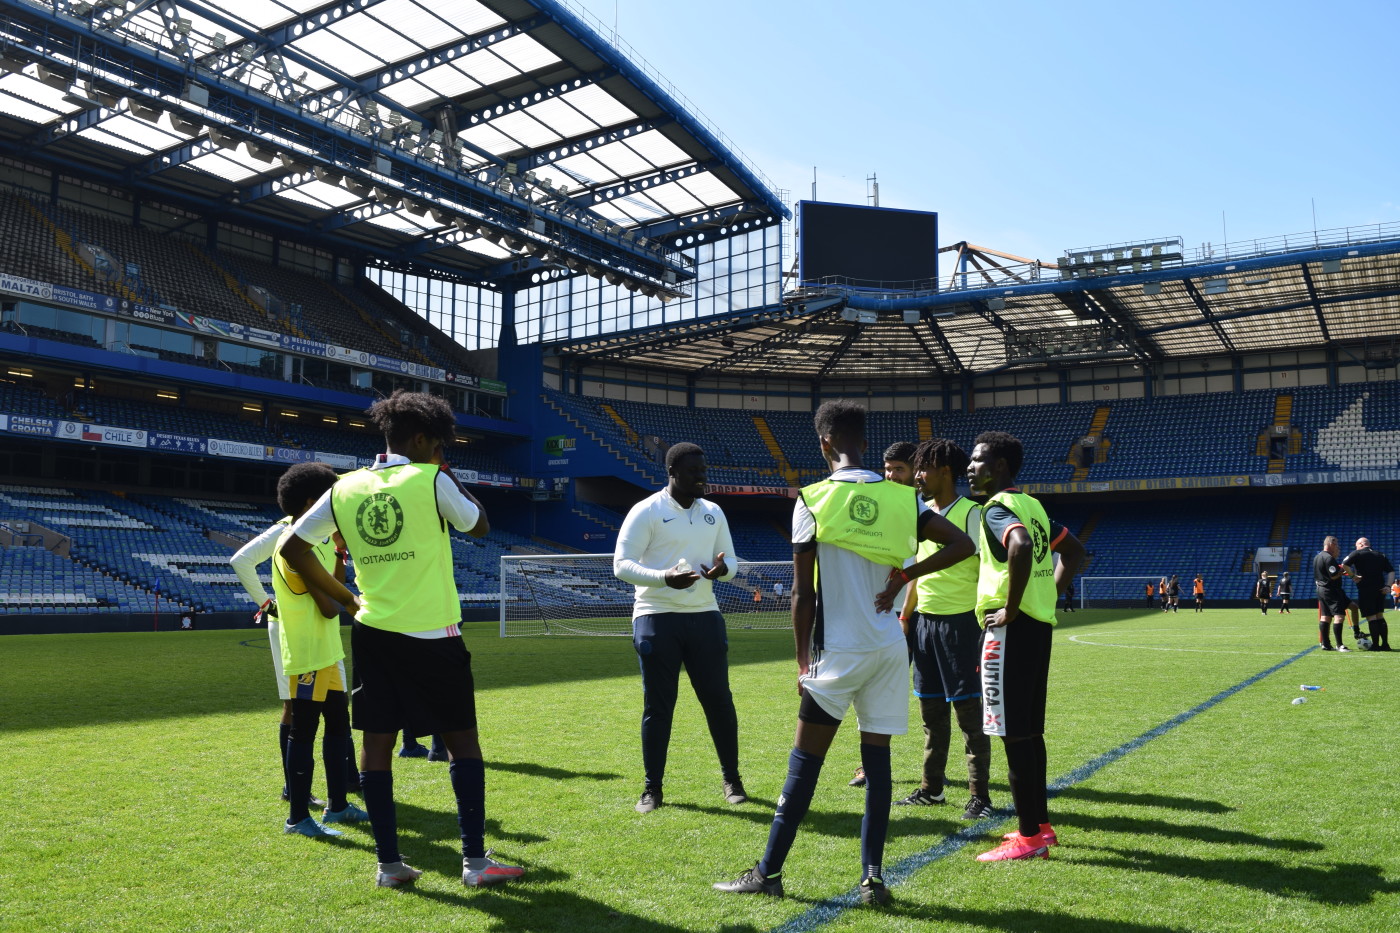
top-left (499, 554), bottom-right (795, 637)
top-left (1078, 576), bottom-right (1170, 609)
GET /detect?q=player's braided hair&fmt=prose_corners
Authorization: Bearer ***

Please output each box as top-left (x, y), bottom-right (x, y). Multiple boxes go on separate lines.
top-left (276, 461), bottom-right (339, 517)
top-left (912, 438), bottom-right (969, 476)
top-left (367, 389), bottom-right (456, 447)
top-left (814, 399), bottom-right (865, 444)
top-left (882, 441), bottom-right (917, 465)
top-left (665, 441), bottom-right (704, 472)
top-left (973, 430), bottom-right (1024, 478)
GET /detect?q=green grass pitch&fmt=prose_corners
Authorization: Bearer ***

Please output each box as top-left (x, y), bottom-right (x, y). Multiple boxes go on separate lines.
top-left (4, 608), bottom-right (1398, 932)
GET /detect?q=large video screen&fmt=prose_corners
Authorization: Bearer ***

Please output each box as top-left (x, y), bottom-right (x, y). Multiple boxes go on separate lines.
top-left (797, 201), bottom-right (938, 289)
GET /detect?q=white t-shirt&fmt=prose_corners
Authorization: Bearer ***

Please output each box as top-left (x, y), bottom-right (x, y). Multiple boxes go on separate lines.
top-left (614, 488), bottom-right (738, 618)
top-left (793, 468), bottom-right (931, 652)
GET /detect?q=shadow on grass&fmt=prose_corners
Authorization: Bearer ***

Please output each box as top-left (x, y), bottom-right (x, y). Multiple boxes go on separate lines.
top-left (666, 799), bottom-right (971, 845)
top-left (2, 626), bottom-right (796, 732)
top-left (1059, 812), bottom-right (1322, 851)
top-left (1071, 844), bottom-right (1399, 905)
top-left (364, 800), bottom-right (767, 933)
top-left (1050, 785), bottom-right (1234, 813)
top-left (399, 883), bottom-right (762, 933)
top-left (914, 905), bottom-right (1196, 932)
top-left (489, 759), bottom-right (622, 781)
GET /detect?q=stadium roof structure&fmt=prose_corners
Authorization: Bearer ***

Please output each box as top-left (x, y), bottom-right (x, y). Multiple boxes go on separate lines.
top-left (0, 0), bottom-right (786, 290)
top-left (548, 225), bottom-right (1400, 381)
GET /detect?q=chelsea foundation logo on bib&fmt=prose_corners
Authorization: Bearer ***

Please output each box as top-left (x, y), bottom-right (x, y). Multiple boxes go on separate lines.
top-left (849, 494), bottom-right (878, 526)
top-left (357, 492), bottom-right (404, 547)
top-left (1029, 516), bottom-right (1050, 563)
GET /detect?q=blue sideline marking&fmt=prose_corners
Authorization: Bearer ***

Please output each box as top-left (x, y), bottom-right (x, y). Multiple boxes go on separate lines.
top-left (766, 644), bottom-right (1319, 933)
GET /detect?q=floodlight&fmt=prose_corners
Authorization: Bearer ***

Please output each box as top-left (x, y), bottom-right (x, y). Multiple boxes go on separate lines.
top-left (35, 63), bottom-right (70, 90)
top-left (1202, 279), bottom-right (1229, 295)
top-left (1320, 259), bottom-right (1342, 274)
top-left (343, 178), bottom-right (370, 199)
top-left (606, 272), bottom-right (623, 286)
top-left (212, 32), bottom-right (227, 49)
top-left (128, 99), bottom-right (163, 123)
top-left (1142, 282), bottom-right (1162, 296)
top-left (312, 166), bottom-right (344, 186)
top-left (246, 142), bottom-right (277, 163)
top-left (207, 126), bottom-right (239, 149)
top-left (902, 310), bottom-right (920, 324)
top-left (169, 114), bottom-right (203, 136)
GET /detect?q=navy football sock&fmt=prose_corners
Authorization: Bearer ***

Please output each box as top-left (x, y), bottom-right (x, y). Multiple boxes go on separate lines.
top-left (286, 738), bottom-right (315, 824)
top-left (859, 743), bottom-right (891, 880)
top-left (360, 771), bottom-right (399, 864)
top-left (450, 757), bottom-right (487, 860)
top-left (757, 747), bottom-right (824, 879)
top-left (322, 733), bottom-right (348, 813)
top-left (278, 722), bottom-right (291, 796)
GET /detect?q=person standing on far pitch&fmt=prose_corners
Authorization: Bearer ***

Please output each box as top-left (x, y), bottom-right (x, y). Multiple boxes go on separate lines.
top-left (1342, 537), bottom-right (1394, 650)
top-left (614, 442), bottom-right (745, 814)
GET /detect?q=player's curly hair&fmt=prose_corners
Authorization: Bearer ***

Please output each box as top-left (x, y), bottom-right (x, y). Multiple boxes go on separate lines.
top-left (276, 462), bottom-right (339, 517)
top-left (973, 430), bottom-right (1024, 478)
top-left (882, 441), bottom-right (917, 465)
top-left (912, 438), bottom-right (970, 476)
top-left (814, 399), bottom-right (865, 444)
top-left (367, 389), bottom-right (456, 447)
top-left (665, 441), bottom-right (705, 472)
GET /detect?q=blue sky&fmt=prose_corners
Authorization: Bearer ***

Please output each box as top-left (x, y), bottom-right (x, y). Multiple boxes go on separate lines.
top-left (572, 0), bottom-right (1399, 265)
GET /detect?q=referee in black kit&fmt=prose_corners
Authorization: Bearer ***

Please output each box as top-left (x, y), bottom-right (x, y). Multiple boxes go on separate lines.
top-left (1342, 537), bottom-right (1394, 650)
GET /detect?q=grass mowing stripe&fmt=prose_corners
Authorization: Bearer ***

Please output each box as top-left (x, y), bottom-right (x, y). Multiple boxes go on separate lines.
top-left (766, 642), bottom-right (1320, 933)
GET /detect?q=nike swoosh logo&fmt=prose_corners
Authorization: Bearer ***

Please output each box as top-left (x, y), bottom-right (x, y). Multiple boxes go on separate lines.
top-left (1316, 393), bottom-right (1400, 468)
top-left (662, 517), bottom-right (676, 522)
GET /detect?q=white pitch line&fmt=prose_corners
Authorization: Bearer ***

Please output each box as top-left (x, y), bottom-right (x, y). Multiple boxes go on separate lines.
top-left (1066, 630), bottom-right (1300, 656)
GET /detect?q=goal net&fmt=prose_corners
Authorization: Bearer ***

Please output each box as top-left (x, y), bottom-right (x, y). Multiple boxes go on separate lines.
top-left (500, 554), bottom-right (795, 637)
top-left (1078, 576), bottom-right (1170, 609)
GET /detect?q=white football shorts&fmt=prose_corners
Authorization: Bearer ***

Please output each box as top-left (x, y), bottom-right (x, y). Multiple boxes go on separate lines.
top-left (800, 639), bottom-right (909, 736)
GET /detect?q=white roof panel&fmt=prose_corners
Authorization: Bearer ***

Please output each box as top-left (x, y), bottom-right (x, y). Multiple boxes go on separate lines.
top-left (186, 151), bottom-right (264, 182)
top-left (0, 89), bottom-right (61, 124)
top-left (369, 0), bottom-right (467, 46)
top-left (455, 46), bottom-right (523, 87)
top-left (290, 30), bottom-right (385, 77)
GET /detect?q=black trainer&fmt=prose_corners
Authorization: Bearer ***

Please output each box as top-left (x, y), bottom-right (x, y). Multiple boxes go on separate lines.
top-left (848, 767), bottom-right (867, 787)
top-left (713, 863), bottom-right (783, 897)
top-left (635, 787), bottom-right (663, 814)
top-left (962, 795), bottom-right (994, 820)
top-left (280, 791), bottom-right (327, 809)
top-left (859, 876), bottom-right (891, 906)
top-left (894, 787), bottom-right (945, 806)
top-left (722, 780), bottom-right (748, 804)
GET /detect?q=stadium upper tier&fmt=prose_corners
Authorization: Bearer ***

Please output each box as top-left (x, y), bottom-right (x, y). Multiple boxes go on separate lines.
top-left (0, 187), bottom-right (477, 376)
top-left (550, 382), bottom-right (1400, 485)
top-left (0, 379), bottom-right (518, 477)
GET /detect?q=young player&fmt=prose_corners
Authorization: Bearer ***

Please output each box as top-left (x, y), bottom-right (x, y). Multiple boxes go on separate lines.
top-left (1314, 536), bottom-right (1350, 651)
top-left (1342, 537), bottom-right (1393, 650)
top-left (1167, 574), bottom-right (1180, 612)
top-left (613, 442), bottom-right (745, 814)
top-left (271, 462), bottom-right (369, 836)
top-left (1276, 573), bottom-right (1291, 613)
top-left (1159, 577), bottom-right (1169, 612)
top-left (895, 438), bottom-right (993, 819)
top-left (849, 440), bottom-right (922, 791)
top-left (714, 401), bottom-right (974, 904)
top-left (232, 505), bottom-right (355, 805)
top-left (280, 390), bottom-right (523, 889)
top-left (1193, 574), bottom-right (1205, 612)
top-left (1253, 571), bottom-right (1271, 614)
top-left (1391, 579), bottom-right (1400, 612)
top-left (1145, 581), bottom-right (1154, 608)
top-left (881, 441), bottom-right (917, 486)
top-left (965, 431), bottom-right (1084, 862)
top-left (1061, 580), bottom-right (1075, 613)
